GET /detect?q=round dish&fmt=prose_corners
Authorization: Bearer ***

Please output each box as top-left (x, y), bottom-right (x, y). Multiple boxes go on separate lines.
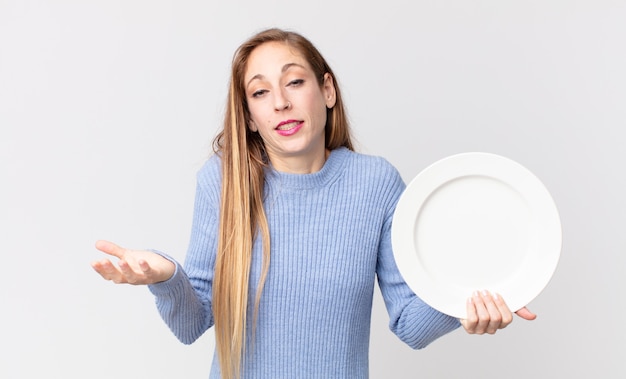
top-left (391, 152), bottom-right (561, 318)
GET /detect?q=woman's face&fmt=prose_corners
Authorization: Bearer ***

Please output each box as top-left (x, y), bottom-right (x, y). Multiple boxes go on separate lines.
top-left (244, 41), bottom-right (336, 173)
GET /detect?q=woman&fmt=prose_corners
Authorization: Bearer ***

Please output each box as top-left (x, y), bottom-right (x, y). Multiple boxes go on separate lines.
top-left (92, 28), bottom-right (535, 378)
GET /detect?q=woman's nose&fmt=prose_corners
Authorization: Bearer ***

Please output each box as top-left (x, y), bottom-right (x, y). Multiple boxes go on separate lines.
top-left (274, 92), bottom-right (291, 111)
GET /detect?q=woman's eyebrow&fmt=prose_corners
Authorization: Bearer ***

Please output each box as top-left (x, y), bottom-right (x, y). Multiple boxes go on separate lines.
top-left (282, 62), bottom-right (305, 73)
top-left (246, 63), bottom-right (306, 88)
top-left (246, 74), bottom-right (264, 89)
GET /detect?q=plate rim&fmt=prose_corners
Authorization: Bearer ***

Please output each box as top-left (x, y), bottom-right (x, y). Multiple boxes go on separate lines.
top-left (391, 152), bottom-right (562, 318)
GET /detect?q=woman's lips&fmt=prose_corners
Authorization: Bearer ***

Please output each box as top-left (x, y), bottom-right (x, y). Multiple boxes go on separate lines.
top-left (275, 120), bottom-right (303, 136)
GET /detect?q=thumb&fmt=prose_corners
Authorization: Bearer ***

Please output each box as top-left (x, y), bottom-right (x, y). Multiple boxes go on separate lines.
top-left (515, 306), bottom-right (537, 321)
top-left (95, 240), bottom-right (126, 259)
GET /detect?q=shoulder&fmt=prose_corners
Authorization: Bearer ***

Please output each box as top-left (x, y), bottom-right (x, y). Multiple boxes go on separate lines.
top-left (197, 152), bottom-right (221, 178)
top-left (333, 149), bottom-right (406, 211)
top-left (195, 152), bottom-right (222, 199)
top-left (339, 148), bottom-right (405, 188)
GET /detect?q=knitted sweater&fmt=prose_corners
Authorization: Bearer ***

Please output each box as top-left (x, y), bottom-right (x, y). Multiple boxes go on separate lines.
top-left (149, 147), bottom-right (460, 378)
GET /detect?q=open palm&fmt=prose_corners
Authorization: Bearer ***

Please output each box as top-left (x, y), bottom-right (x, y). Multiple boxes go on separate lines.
top-left (91, 240), bottom-right (175, 285)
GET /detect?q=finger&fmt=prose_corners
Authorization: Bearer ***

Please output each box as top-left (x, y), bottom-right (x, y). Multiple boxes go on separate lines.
top-left (91, 259), bottom-right (127, 284)
top-left (461, 296), bottom-right (479, 334)
top-left (492, 293), bottom-right (513, 328)
top-left (472, 291), bottom-right (491, 334)
top-left (95, 240), bottom-right (126, 259)
top-left (515, 306), bottom-right (537, 321)
top-left (117, 259), bottom-right (140, 284)
top-left (137, 259), bottom-right (152, 275)
top-left (479, 290), bottom-right (503, 334)
top-left (118, 258), bottom-right (157, 285)
top-left (91, 259), bottom-right (114, 278)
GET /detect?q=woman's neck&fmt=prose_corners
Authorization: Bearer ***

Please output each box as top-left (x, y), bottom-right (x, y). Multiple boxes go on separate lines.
top-left (268, 148), bottom-right (330, 174)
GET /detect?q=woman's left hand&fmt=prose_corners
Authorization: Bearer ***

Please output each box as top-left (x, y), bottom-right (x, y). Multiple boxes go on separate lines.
top-left (460, 290), bottom-right (537, 335)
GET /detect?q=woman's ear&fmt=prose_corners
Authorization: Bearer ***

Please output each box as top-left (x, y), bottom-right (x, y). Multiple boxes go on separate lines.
top-left (248, 120), bottom-right (258, 132)
top-left (323, 73), bottom-right (337, 108)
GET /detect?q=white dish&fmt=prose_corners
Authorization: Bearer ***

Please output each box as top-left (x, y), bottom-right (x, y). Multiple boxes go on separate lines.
top-left (391, 152), bottom-right (561, 318)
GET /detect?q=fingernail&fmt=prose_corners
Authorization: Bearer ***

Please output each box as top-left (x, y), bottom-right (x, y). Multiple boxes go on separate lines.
top-left (482, 289), bottom-right (490, 297)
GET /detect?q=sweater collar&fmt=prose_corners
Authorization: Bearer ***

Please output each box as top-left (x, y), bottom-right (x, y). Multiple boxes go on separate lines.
top-left (265, 147), bottom-right (349, 190)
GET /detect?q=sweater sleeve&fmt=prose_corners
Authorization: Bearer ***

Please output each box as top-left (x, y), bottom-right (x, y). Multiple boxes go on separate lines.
top-left (375, 166), bottom-right (461, 349)
top-left (147, 159), bottom-right (220, 344)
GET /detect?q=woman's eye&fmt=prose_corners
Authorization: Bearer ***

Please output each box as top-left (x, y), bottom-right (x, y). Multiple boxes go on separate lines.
top-left (251, 89), bottom-right (267, 98)
top-left (287, 79), bottom-right (304, 87)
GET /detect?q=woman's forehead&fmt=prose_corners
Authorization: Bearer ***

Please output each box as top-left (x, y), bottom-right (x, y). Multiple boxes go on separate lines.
top-left (245, 42), bottom-right (310, 79)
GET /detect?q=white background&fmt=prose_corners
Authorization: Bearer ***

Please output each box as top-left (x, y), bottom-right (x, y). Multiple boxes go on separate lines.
top-left (1, 1), bottom-right (624, 378)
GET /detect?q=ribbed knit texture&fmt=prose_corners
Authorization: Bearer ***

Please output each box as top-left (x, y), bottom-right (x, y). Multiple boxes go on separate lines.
top-left (149, 147), bottom-right (460, 378)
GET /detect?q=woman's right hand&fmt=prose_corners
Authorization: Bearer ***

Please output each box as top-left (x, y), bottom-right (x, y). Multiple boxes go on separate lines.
top-left (91, 240), bottom-right (176, 285)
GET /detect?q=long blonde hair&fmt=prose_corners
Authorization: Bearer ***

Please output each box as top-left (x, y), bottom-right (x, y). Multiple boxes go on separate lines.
top-left (211, 28), bottom-right (353, 378)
